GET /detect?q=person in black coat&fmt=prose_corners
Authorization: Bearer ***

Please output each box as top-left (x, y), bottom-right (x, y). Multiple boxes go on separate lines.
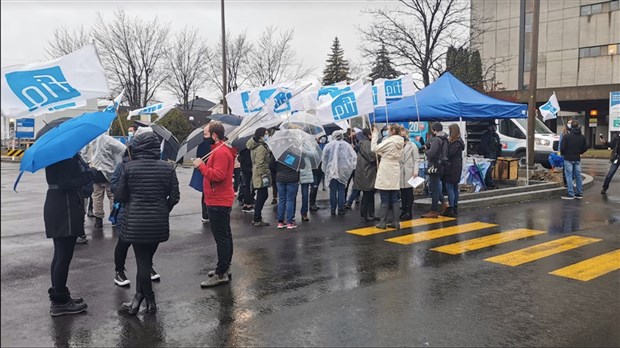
top-left (238, 147), bottom-right (255, 212)
top-left (560, 120), bottom-right (587, 199)
top-left (113, 132), bottom-right (180, 315)
top-left (45, 154), bottom-right (92, 317)
top-left (479, 124), bottom-right (502, 189)
top-left (443, 124), bottom-right (465, 217)
top-left (600, 132), bottom-right (620, 194)
top-left (195, 128), bottom-right (214, 222)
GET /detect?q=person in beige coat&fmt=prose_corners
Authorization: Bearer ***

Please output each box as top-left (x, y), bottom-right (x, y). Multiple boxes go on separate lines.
top-left (371, 124), bottom-right (405, 229)
top-left (399, 130), bottom-right (420, 221)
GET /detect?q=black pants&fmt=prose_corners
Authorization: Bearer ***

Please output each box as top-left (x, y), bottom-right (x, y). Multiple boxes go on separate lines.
top-left (233, 168), bottom-right (241, 193)
top-left (400, 188), bottom-right (414, 217)
top-left (360, 190), bottom-right (376, 219)
top-left (207, 206), bottom-right (233, 275)
top-left (114, 238), bottom-right (132, 272)
top-left (485, 160), bottom-right (496, 188)
top-left (132, 243), bottom-right (159, 297)
top-left (242, 171), bottom-right (254, 205)
top-left (271, 170), bottom-right (278, 199)
top-left (201, 193), bottom-right (209, 220)
top-left (253, 187), bottom-right (269, 222)
top-left (51, 236), bottom-right (77, 293)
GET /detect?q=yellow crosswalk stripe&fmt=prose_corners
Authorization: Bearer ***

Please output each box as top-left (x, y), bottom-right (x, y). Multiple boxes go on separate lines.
top-left (385, 222), bottom-right (497, 245)
top-left (346, 216), bottom-right (456, 236)
top-left (431, 228), bottom-right (546, 255)
top-left (549, 249), bottom-right (620, 281)
top-left (484, 235), bottom-right (601, 266)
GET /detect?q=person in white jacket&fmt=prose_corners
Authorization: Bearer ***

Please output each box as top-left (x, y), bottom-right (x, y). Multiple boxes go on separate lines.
top-left (399, 129), bottom-right (420, 221)
top-left (371, 124), bottom-right (405, 229)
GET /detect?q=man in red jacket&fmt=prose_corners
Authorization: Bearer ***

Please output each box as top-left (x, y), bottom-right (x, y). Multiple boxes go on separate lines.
top-left (193, 121), bottom-right (236, 287)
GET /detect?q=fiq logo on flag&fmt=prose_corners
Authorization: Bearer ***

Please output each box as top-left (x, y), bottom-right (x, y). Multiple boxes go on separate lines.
top-left (5, 66), bottom-right (81, 112)
top-left (331, 91), bottom-right (358, 121)
top-left (384, 79), bottom-right (403, 98)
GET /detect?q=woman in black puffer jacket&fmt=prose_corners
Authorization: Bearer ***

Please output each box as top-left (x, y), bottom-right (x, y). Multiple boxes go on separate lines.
top-left (113, 132), bottom-right (180, 315)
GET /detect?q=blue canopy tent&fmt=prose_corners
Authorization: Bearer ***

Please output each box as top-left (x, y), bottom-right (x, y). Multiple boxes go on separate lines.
top-left (373, 72), bottom-right (527, 122)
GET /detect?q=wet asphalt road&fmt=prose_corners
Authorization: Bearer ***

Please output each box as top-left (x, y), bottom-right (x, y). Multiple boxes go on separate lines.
top-left (1, 159), bottom-right (618, 347)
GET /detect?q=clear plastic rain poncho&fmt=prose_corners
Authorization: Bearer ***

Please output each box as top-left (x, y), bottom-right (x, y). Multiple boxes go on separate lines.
top-left (82, 134), bottom-right (126, 181)
top-left (322, 131), bottom-right (357, 184)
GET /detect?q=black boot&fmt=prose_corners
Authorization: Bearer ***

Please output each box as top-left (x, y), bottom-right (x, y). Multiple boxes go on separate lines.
top-left (94, 217), bottom-right (103, 228)
top-left (49, 289), bottom-right (87, 317)
top-left (453, 206), bottom-right (458, 216)
top-left (442, 207), bottom-right (456, 217)
top-left (375, 204), bottom-right (389, 229)
top-left (388, 202), bottom-right (401, 229)
top-left (309, 187), bottom-right (319, 211)
top-left (122, 293), bottom-right (144, 316)
top-left (63, 287), bottom-right (84, 304)
top-left (145, 294), bottom-right (157, 313)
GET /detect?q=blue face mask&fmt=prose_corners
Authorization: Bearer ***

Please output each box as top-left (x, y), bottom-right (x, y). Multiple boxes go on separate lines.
top-left (382, 131), bottom-right (388, 137)
top-left (264, 135), bottom-right (270, 142)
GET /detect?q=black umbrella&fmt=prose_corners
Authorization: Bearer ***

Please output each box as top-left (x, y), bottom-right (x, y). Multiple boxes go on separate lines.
top-left (231, 134), bottom-right (252, 151)
top-left (208, 114), bottom-right (242, 126)
top-left (36, 117), bottom-right (72, 140)
top-left (133, 120), bottom-right (180, 162)
top-left (176, 127), bottom-right (205, 162)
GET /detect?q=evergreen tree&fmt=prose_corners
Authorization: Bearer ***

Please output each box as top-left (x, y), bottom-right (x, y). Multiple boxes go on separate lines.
top-left (322, 37), bottom-right (350, 85)
top-left (445, 46), bottom-right (483, 89)
top-left (368, 44), bottom-right (401, 82)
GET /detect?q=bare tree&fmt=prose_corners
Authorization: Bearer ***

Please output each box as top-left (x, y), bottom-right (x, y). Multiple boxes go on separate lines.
top-left (205, 31), bottom-right (252, 97)
top-left (92, 9), bottom-right (170, 107)
top-left (164, 27), bottom-right (210, 110)
top-left (45, 26), bottom-right (92, 58)
top-left (360, 0), bottom-right (474, 88)
top-left (246, 26), bottom-right (314, 87)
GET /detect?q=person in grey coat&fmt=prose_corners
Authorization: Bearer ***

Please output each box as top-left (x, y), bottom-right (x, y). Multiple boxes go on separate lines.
top-left (353, 128), bottom-right (378, 222)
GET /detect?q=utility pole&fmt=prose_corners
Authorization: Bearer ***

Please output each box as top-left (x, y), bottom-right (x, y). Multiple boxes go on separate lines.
top-left (221, 0), bottom-right (228, 113)
top-left (527, 0), bottom-right (540, 167)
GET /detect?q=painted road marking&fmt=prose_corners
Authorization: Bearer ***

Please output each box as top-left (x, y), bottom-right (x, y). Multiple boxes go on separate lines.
top-left (484, 235), bottom-right (602, 266)
top-left (346, 216), bottom-right (456, 236)
top-left (385, 222), bottom-right (497, 245)
top-left (431, 229), bottom-right (546, 255)
top-left (549, 249), bottom-right (620, 281)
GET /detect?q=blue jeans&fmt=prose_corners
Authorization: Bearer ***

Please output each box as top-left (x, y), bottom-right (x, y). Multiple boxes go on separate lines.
top-left (277, 182), bottom-right (299, 224)
top-left (564, 160), bottom-right (583, 197)
top-left (446, 182), bottom-right (459, 209)
top-left (379, 190), bottom-right (399, 205)
top-left (329, 179), bottom-right (345, 212)
top-left (346, 189), bottom-right (361, 205)
top-left (602, 161), bottom-right (619, 191)
top-left (300, 183), bottom-right (310, 216)
top-left (429, 174), bottom-right (445, 211)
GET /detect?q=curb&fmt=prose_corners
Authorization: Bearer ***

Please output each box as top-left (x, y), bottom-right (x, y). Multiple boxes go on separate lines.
top-left (413, 174), bottom-right (594, 211)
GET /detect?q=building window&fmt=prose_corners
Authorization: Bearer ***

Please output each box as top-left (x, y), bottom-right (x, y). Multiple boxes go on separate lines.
top-left (579, 44), bottom-right (620, 58)
top-left (581, 1), bottom-right (618, 15)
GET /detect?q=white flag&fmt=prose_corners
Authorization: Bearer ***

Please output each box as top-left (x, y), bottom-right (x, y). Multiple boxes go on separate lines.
top-left (376, 74), bottom-right (416, 100)
top-left (225, 82), bottom-right (293, 117)
top-left (1, 44), bottom-right (110, 117)
top-left (316, 84), bottom-right (374, 122)
top-left (103, 89), bottom-right (125, 113)
top-left (372, 84), bottom-right (387, 107)
top-left (539, 92), bottom-right (560, 121)
top-left (127, 102), bottom-right (175, 120)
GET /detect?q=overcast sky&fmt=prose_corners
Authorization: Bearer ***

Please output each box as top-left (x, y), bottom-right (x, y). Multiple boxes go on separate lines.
top-left (1, 0), bottom-right (400, 104)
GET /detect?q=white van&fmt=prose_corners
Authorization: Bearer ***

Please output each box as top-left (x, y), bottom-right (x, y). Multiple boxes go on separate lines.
top-left (496, 118), bottom-right (559, 168)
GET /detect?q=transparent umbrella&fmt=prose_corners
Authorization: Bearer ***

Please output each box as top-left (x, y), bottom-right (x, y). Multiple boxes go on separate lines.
top-left (267, 128), bottom-right (323, 171)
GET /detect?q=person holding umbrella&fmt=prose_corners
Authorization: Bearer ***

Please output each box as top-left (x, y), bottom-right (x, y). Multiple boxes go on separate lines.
top-left (114, 132), bottom-right (180, 314)
top-left (45, 154), bottom-right (93, 317)
top-left (246, 127), bottom-right (272, 227)
top-left (194, 121), bottom-right (236, 287)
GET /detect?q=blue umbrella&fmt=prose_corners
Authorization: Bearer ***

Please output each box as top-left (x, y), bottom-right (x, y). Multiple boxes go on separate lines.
top-left (208, 114), bottom-right (242, 126)
top-left (14, 111), bottom-right (117, 190)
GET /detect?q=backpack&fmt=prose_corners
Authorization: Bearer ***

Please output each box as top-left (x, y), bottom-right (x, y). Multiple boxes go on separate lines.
top-left (427, 137), bottom-right (450, 176)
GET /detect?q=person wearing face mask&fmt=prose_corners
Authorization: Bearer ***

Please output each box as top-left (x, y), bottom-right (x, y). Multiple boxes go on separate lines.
top-left (478, 123), bottom-right (502, 189)
top-left (246, 128), bottom-right (272, 227)
top-left (127, 126), bottom-right (135, 143)
top-left (372, 124), bottom-right (405, 229)
top-left (558, 118), bottom-right (573, 188)
top-left (189, 126), bottom-right (215, 223)
top-left (422, 122), bottom-right (449, 218)
top-left (322, 130), bottom-right (357, 215)
top-left (399, 129), bottom-right (419, 221)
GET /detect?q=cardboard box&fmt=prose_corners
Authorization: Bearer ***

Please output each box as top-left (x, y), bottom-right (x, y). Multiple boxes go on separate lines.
top-left (493, 157), bottom-right (519, 180)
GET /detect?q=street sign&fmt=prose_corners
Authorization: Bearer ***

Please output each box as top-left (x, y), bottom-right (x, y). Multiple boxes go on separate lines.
top-left (589, 118), bottom-right (597, 128)
top-left (610, 91), bottom-right (620, 139)
top-left (15, 118), bottom-right (34, 138)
